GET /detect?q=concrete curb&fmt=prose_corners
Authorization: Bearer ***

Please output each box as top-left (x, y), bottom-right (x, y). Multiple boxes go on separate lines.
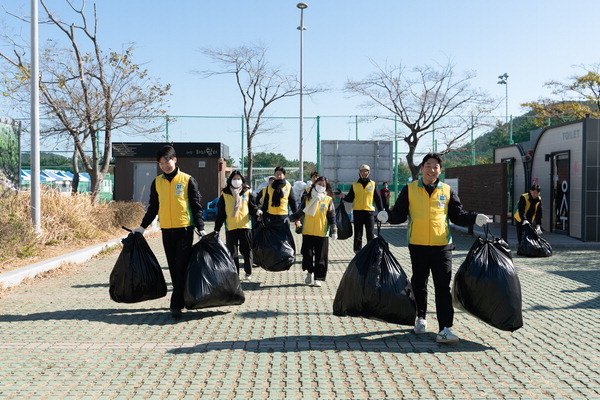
top-left (0, 226), bottom-right (159, 289)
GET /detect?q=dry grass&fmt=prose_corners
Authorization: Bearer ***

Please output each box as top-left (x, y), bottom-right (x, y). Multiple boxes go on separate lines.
top-left (0, 190), bottom-right (145, 272)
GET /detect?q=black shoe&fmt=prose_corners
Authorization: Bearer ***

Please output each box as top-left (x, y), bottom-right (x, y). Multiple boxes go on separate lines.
top-left (170, 308), bottom-right (183, 318)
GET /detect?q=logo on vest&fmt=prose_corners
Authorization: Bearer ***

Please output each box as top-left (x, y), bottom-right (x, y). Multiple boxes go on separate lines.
top-left (438, 194), bottom-right (446, 208)
top-left (175, 183), bottom-right (184, 196)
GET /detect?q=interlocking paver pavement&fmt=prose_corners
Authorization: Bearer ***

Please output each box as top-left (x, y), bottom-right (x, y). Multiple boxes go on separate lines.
top-left (0, 222), bottom-right (599, 399)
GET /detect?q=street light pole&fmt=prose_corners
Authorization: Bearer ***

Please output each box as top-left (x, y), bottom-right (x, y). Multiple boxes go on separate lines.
top-left (497, 72), bottom-right (509, 125)
top-left (30, 0), bottom-right (41, 233)
top-left (297, 2), bottom-right (307, 182)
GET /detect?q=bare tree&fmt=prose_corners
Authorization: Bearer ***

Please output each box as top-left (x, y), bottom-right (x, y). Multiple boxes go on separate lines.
top-left (197, 44), bottom-right (324, 183)
top-left (345, 60), bottom-right (494, 179)
top-left (0, 0), bottom-right (170, 200)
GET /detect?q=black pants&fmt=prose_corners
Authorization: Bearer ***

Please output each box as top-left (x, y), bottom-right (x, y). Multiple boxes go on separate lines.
top-left (516, 223), bottom-right (526, 244)
top-left (225, 228), bottom-right (253, 275)
top-left (409, 244), bottom-right (454, 332)
top-left (161, 226), bottom-right (194, 310)
top-left (353, 210), bottom-right (375, 252)
top-left (301, 234), bottom-right (329, 280)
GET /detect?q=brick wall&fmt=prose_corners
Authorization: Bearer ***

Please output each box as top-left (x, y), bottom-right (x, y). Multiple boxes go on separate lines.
top-left (445, 163), bottom-right (508, 239)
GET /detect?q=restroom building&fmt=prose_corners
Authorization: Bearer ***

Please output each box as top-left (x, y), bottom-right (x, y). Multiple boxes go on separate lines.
top-left (494, 117), bottom-right (600, 241)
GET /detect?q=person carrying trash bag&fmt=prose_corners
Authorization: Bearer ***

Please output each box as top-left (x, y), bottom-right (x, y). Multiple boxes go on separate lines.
top-left (377, 152), bottom-right (490, 343)
top-left (110, 227), bottom-right (167, 303)
top-left (339, 164), bottom-right (384, 253)
top-left (214, 171), bottom-right (260, 282)
top-left (333, 223), bottom-right (417, 326)
top-left (514, 184), bottom-right (543, 245)
top-left (517, 223), bottom-right (552, 257)
top-left (184, 232), bottom-right (245, 309)
top-left (253, 166), bottom-right (299, 271)
top-left (132, 145), bottom-right (206, 319)
top-left (453, 226), bottom-right (523, 332)
top-left (289, 176), bottom-right (337, 287)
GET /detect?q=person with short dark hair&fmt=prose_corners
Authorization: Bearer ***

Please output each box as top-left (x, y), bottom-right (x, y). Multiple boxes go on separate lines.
top-left (377, 152), bottom-right (490, 343)
top-left (515, 184), bottom-right (543, 244)
top-left (133, 144), bottom-right (205, 319)
top-left (339, 164), bottom-right (384, 252)
top-left (214, 171), bottom-right (260, 281)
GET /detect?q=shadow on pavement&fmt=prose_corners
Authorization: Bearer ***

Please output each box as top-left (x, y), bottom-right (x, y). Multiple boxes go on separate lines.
top-left (167, 330), bottom-right (493, 354)
top-left (0, 308), bottom-right (229, 325)
top-left (241, 282), bottom-right (306, 291)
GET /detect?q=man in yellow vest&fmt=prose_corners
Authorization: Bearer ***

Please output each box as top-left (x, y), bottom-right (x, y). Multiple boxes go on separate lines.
top-left (340, 164), bottom-right (384, 252)
top-left (514, 184), bottom-right (543, 244)
top-left (133, 145), bottom-right (205, 319)
top-left (377, 153), bottom-right (490, 343)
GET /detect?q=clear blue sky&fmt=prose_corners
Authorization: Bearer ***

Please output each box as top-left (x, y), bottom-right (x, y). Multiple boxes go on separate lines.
top-left (2, 0), bottom-right (600, 164)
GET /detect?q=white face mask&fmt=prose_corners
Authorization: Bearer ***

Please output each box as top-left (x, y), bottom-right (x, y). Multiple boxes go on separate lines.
top-left (231, 179), bottom-right (242, 188)
top-left (314, 184), bottom-right (326, 193)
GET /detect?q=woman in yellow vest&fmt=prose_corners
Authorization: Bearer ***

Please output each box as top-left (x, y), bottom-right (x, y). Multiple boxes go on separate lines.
top-left (291, 176), bottom-right (337, 287)
top-left (514, 184), bottom-right (543, 244)
top-left (339, 164), bottom-right (384, 252)
top-left (133, 145), bottom-right (205, 319)
top-left (259, 166), bottom-right (299, 224)
top-left (377, 153), bottom-right (489, 343)
top-left (214, 171), bottom-right (260, 281)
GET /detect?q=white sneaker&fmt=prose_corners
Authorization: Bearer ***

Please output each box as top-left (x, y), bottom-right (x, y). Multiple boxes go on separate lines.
top-left (244, 273), bottom-right (252, 282)
top-left (414, 317), bottom-right (427, 334)
top-left (436, 327), bottom-right (459, 343)
top-left (305, 272), bottom-right (313, 285)
top-left (313, 280), bottom-right (322, 287)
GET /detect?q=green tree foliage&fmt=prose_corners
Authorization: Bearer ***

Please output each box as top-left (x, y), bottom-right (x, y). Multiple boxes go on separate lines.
top-left (522, 64), bottom-right (600, 126)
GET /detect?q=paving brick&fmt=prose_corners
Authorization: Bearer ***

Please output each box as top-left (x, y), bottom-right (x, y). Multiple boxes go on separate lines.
top-left (0, 222), bottom-right (599, 399)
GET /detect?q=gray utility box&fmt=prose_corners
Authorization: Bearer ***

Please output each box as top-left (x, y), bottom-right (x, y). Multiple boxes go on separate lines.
top-left (321, 140), bottom-right (393, 188)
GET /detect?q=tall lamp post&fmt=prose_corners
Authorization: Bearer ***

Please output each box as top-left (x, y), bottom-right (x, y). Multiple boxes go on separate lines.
top-left (31, 0), bottom-right (41, 233)
top-left (497, 73), bottom-right (512, 144)
top-left (297, 2), bottom-right (307, 181)
top-left (497, 73), bottom-right (509, 121)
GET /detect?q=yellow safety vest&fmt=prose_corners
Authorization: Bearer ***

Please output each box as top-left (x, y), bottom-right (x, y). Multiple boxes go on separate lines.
top-left (266, 183), bottom-right (292, 215)
top-left (514, 193), bottom-right (541, 223)
top-left (223, 191), bottom-right (251, 230)
top-left (155, 171), bottom-right (193, 229)
top-left (352, 181), bottom-right (376, 211)
top-left (302, 196), bottom-right (333, 237)
top-left (407, 180), bottom-right (452, 246)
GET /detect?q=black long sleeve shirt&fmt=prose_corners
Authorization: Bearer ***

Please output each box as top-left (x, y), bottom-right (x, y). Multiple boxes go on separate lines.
top-left (517, 194), bottom-right (543, 226)
top-left (260, 183), bottom-right (299, 215)
top-left (140, 167), bottom-right (204, 230)
top-left (388, 180), bottom-right (477, 228)
top-left (342, 179), bottom-right (384, 213)
top-left (214, 186), bottom-right (258, 232)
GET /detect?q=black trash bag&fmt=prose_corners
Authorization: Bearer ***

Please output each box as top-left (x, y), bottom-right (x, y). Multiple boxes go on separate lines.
top-left (252, 221), bottom-right (296, 271)
top-left (517, 224), bottom-right (552, 257)
top-left (453, 234), bottom-right (523, 332)
top-left (333, 235), bottom-right (416, 326)
top-left (109, 230), bottom-right (167, 303)
top-left (184, 232), bottom-right (245, 309)
top-left (335, 203), bottom-right (353, 240)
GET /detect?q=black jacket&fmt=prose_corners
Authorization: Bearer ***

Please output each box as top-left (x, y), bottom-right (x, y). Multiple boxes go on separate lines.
top-left (214, 185), bottom-right (258, 232)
